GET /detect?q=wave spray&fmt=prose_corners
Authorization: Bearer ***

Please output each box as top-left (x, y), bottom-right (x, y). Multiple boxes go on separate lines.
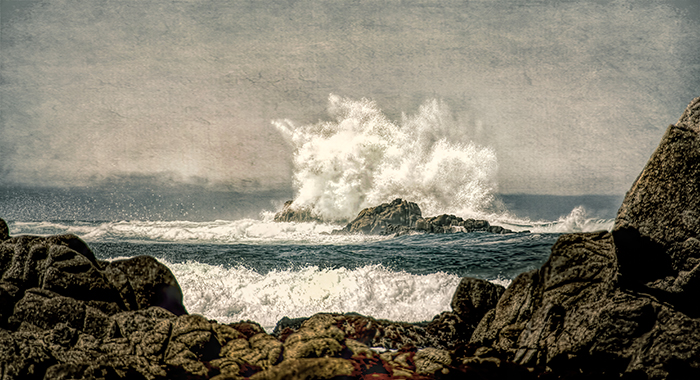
top-left (274, 95), bottom-right (498, 222)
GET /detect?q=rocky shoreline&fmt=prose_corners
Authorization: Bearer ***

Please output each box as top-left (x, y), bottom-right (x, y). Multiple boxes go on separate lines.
top-left (1, 97), bottom-right (699, 379)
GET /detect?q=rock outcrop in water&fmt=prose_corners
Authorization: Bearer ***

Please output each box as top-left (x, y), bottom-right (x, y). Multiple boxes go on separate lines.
top-left (272, 201), bottom-right (322, 223)
top-left (333, 198), bottom-right (514, 235)
top-left (2, 97), bottom-right (700, 379)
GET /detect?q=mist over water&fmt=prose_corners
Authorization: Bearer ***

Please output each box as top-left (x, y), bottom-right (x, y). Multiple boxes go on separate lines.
top-left (275, 95), bottom-right (499, 221)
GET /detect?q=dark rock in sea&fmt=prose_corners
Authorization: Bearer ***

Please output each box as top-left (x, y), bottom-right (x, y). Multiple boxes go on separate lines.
top-left (273, 200), bottom-right (323, 223)
top-left (334, 198), bottom-right (423, 234)
top-left (333, 198), bottom-right (514, 235)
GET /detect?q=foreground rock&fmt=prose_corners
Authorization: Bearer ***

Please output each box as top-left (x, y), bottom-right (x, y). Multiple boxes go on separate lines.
top-left (272, 278), bottom-right (504, 352)
top-left (333, 198), bottom-right (514, 235)
top-left (613, 97), bottom-right (700, 316)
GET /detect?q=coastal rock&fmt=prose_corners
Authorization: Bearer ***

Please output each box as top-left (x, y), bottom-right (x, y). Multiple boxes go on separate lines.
top-left (335, 198), bottom-right (422, 234)
top-left (464, 99), bottom-right (700, 378)
top-left (451, 278), bottom-right (505, 327)
top-left (334, 199), bottom-right (514, 235)
top-left (0, 218), bottom-right (9, 241)
top-left (613, 97), bottom-right (700, 314)
top-left (249, 357), bottom-right (355, 380)
top-left (275, 313), bottom-right (445, 350)
top-left (273, 200), bottom-right (322, 223)
top-left (469, 232), bottom-right (619, 365)
top-left (424, 312), bottom-right (470, 350)
top-left (104, 255), bottom-right (187, 316)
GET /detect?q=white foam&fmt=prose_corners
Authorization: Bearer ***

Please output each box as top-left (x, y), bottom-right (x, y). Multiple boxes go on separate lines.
top-left (161, 260), bottom-right (463, 330)
top-left (274, 96), bottom-right (499, 222)
top-left (493, 206), bottom-right (614, 233)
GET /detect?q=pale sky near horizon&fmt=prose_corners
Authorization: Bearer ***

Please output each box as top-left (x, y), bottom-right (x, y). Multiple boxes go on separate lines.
top-left (1, 0), bottom-right (698, 196)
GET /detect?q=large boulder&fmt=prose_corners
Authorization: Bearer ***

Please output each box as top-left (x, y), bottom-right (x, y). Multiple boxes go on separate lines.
top-left (104, 255), bottom-right (187, 316)
top-left (336, 198), bottom-right (423, 234)
top-left (0, 233), bottom-right (126, 323)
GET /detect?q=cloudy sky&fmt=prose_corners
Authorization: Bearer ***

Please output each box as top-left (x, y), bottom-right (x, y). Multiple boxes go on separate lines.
top-left (1, 0), bottom-right (698, 196)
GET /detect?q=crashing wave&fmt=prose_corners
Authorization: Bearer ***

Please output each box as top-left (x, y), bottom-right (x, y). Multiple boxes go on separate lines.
top-left (273, 95), bottom-right (498, 222)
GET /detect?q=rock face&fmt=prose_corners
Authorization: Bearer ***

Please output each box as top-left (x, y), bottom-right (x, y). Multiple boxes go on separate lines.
top-left (334, 198), bottom-right (514, 235)
top-left (334, 198), bottom-right (423, 234)
top-left (613, 97), bottom-right (700, 314)
top-left (0, 231), bottom-right (202, 379)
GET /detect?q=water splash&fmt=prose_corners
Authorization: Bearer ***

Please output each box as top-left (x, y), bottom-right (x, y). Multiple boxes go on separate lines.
top-left (274, 95), bottom-right (498, 222)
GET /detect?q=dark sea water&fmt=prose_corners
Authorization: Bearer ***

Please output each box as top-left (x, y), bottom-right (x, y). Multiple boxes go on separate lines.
top-left (1, 189), bottom-right (620, 330)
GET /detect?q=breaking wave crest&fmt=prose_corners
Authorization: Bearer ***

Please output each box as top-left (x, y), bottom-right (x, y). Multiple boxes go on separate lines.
top-left (496, 206), bottom-right (614, 233)
top-left (163, 260), bottom-right (465, 330)
top-left (274, 95), bottom-right (498, 222)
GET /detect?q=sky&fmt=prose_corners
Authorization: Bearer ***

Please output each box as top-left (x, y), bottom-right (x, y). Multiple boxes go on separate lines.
top-left (1, 0), bottom-right (699, 196)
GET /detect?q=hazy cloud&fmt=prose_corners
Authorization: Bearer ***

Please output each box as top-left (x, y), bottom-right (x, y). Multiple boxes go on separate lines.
top-left (1, 0), bottom-right (698, 194)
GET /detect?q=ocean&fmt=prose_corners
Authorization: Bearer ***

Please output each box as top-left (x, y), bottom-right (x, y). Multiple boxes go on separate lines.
top-left (1, 190), bottom-right (620, 332)
top-left (0, 97), bottom-right (625, 332)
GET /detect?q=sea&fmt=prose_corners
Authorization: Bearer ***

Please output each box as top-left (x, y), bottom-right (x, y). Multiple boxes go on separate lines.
top-left (0, 189), bottom-right (620, 332)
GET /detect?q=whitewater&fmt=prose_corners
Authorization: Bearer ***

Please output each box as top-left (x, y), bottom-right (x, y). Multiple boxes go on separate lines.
top-left (0, 96), bottom-right (619, 331)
